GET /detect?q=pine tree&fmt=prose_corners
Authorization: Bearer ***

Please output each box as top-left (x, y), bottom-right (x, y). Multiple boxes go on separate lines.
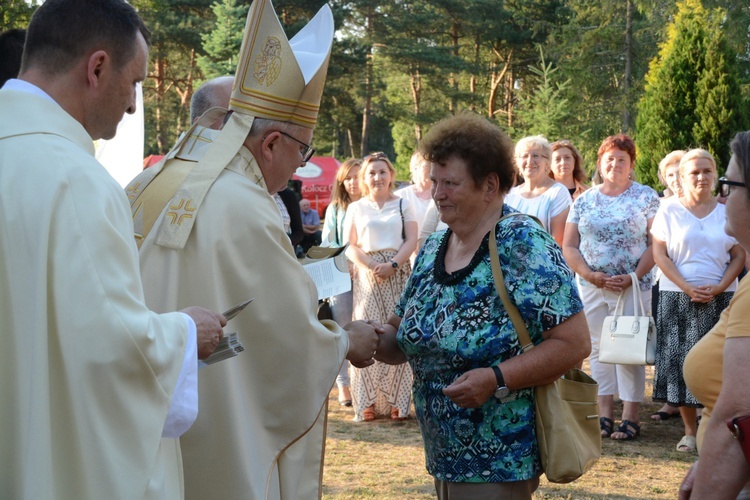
top-left (514, 46), bottom-right (571, 139)
top-left (635, 0), bottom-right (746, 186)
top-left (198, 0), bottom-right (249, 81)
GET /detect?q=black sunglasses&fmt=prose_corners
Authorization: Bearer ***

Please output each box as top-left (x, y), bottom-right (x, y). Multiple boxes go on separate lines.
top-left (278, 131), bottom-right (315, 162)
top-left (718, 177), bottom-right (746, 198)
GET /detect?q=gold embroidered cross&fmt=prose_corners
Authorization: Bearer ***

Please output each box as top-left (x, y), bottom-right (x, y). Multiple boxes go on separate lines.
top-left (166, 198), bottom-right (195, 225)
top-left (125, 182), bottom-right (142, 202)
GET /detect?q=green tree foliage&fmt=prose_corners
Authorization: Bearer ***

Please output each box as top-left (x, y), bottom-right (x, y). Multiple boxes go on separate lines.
top-left (635, 0), bottom-right (746, 186)
top-left (514, 46), bottom-right (571, 140)
top-left (197, 0), bottom-right (249, 81)
top-left (1, 0), bottom-right (36, 30)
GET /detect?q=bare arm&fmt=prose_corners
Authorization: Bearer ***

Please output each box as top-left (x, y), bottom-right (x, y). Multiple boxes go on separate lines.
top-left (689, 337), bottom-right (750, 498)
top-left (344, 217), bottom-right (376, 271)
top-left (548, 206), bottom-right (569, 248)
top-left (443, 311), bottom-right (591, 408)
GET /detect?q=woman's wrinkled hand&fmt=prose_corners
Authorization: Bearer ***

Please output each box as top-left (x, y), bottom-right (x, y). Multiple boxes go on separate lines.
top-left (587, 271), bottom-right (610, 289)
top-left (688, 285), bottom-right (717, 303)
top-left (603, 273), bottom-right (633, 292)
top-left (442, 367), bottom-right (497, 408)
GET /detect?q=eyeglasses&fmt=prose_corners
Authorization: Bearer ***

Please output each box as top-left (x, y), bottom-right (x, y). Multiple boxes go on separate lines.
top-left (365, 152), bottom-right (389, 162)
top-left (718, 177), bottom-right (746, 197)
top-left (517, 153), bottom-right (548, 162)
top-left (278, 131), bottom-right (315, 162)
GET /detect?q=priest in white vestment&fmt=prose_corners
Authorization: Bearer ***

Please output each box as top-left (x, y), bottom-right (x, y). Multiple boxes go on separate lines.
top-left (126, 1), bottom-right (381, 498)
top-left (0, 1), bottom-right (226, 499)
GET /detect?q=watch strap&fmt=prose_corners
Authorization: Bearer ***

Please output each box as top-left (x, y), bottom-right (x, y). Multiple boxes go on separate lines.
top-left (491, 365), bottom-right (505, 388)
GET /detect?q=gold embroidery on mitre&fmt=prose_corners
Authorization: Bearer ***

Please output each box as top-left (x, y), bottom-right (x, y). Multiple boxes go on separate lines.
top-left (253, 36), bottom-right (282, 86)
top-left (165, 198), bottom-right (196, 225)
top-left (229, 0), bottom-right (333, 129)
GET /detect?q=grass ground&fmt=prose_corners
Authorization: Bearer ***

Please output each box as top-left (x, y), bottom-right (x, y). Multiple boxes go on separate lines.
top-left (322, 366), bottom-right (695, 499)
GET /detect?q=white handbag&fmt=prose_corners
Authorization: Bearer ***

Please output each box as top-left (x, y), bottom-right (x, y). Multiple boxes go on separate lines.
top-left (599, 272), bottom-right (656, 365)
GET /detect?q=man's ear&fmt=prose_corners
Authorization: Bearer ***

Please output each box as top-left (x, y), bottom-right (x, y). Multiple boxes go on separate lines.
top-left (260, 131), bottom-right (281, 163)
top-left (86, 50), bottom-right (109, 88)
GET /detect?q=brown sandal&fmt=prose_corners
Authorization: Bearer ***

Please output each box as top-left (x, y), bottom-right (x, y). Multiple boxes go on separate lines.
top-left (363, 406), bottom-right (376, 422)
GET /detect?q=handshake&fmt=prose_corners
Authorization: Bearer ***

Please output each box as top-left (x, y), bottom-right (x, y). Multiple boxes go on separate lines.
top-left (181, 307), bottom-right (387, 366)
top-left (342, 320), bottom-right (385, 368)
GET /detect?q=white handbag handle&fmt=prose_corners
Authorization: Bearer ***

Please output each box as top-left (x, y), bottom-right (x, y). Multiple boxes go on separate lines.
top-left (611, 272), bottom-right (646, 320)
top-left (629, 272), bottom-right (646, 316)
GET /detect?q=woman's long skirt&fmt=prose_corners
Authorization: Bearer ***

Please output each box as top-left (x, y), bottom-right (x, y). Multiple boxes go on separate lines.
top-left (653, 290), bottom-right (733, 407)
top-left (349, 250), bottom-right (413, 421)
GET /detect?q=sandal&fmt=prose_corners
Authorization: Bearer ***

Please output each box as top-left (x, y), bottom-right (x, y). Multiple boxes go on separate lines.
top-left (612, 420), bottom-right (640, 441)
top-left (676, 435), bottom-right (697, 453)
top-left (363, 406), bottom-right (376, 422)
top-left (600, 417), bottom-right (614, 438)
top-left (391, 407), bottom-right (408, 421)
top-left (650, 411), bottom-right (675, 421)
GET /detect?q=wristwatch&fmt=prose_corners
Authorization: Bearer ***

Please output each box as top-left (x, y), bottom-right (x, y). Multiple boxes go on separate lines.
top-left (389, 259), bottom-right (398, 269)
top-left (491, 365), bottom-right (510, 399)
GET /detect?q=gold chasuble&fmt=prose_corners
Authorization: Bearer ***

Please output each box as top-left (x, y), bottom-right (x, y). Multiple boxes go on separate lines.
top-left (0, 90), bottom-right (189, 499)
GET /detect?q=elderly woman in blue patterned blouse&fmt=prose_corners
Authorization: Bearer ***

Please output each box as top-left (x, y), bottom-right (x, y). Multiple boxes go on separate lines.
top-left (374, 113), bottom-right (590, 500)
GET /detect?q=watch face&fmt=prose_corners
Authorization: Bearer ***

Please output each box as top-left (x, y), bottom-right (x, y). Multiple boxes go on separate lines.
top-left (494, 386), bottom-right (510, 399)
top-left (391, 261), bottom-right (398, 268)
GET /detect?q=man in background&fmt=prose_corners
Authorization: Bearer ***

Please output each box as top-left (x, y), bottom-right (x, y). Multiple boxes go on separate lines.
top-left (0, 1), bottom-right (225, 498)
top-left (126, 1), bottom-right (381, 498)
top-left (299, 197), bottom-right (322, 254)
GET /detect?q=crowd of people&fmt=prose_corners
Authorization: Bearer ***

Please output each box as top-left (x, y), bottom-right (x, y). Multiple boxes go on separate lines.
top-left (3, 0), bottom-right (750, 498)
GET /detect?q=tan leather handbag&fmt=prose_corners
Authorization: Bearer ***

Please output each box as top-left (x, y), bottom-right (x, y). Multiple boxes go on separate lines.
top-left (490, 214), bottom-right (601, 483)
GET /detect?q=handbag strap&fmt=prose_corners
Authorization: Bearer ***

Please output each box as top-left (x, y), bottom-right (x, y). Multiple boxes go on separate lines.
top-left (399, 198), bottom-right (405, 241)
top-left (489, 213), bottom-right (541, 353)
top-left (611, 271), bottom-right (645, 319)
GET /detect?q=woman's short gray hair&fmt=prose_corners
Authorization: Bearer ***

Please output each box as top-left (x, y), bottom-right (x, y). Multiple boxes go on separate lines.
top-left (515, 135), bottom-right (552, 160)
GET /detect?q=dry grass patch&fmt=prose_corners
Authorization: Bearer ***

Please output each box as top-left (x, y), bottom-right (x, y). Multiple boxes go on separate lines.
top-left (323, 366), bottom-right (695, 499)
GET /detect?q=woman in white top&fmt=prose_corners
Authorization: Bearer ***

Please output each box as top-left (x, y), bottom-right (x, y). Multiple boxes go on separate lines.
top-left (321, 158), bottom-right (362, 407)
top-left (396, 151), bottom-right (432, 265)
top-left (650, 150), bottom-right (686, 422)
top-left (345, 152), bottom-right (418, 421)
top-left (651, 148), bottom-right (745, 452)
top-left (506, 135), bottom-right (572, 246)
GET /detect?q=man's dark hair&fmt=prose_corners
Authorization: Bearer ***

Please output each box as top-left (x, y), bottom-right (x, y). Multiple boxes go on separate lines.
top-left (0, 28), bottom-right (26, 86)
top-left (21, 0), bottom-right (151, 75)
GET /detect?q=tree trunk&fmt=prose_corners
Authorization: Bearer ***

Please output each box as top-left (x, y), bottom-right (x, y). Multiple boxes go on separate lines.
top-left (410, 65), bottom-right (422, 140)
top-left (155, 56), bottom-right (167, 153)
top-left (487, 48), bottom-right (512, 120)
top-left (448, 20), bottom-right (459, 113)
top-left (470, 35), bottom-right (480, 112)
top-left (360, 6), bottom-right (373, 157)
top-left (622, 0), bottom-right (634, 133)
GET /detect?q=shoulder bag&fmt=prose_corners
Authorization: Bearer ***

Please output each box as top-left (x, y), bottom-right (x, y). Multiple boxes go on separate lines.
top-left (598, 272), bottom-right (656, 365)
top-left (490, 214), bottom-right (601, 484)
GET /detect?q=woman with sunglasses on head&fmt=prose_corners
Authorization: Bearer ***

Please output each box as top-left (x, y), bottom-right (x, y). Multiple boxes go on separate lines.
top-left (680, 131), bottom-right (750, 498)
top-left (550, 139), bottom-right (589, 201)
top-left (321, 158), bottom-right (363, 407)
top-left (345, 152), bottom-right (418, 421)
top-left (506, 135), bottom-right (572, 247)
top-left (651, 149), bottom-right (744, 453)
